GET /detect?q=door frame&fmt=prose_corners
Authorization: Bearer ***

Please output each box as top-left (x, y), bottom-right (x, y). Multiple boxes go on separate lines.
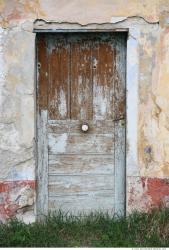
top-left (34, 22), bottom-right (139, 218)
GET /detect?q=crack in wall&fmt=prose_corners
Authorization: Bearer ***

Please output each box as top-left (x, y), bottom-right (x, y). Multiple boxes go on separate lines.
top-left (33, 16), bottom-right (159, 33)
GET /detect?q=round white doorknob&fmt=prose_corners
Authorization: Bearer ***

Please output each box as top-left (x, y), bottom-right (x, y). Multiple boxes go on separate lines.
top-left (81, 124), bottom-right (89, 132)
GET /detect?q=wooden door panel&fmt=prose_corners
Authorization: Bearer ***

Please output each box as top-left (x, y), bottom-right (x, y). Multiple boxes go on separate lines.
top-left (48, 175), bottom-right (114, 194)
top-left (48, 155), bottom-right (115, 175)
top-left (48, 195), bottom-right (115, 214)
top-left (48, 133), bottom-right (114, 154)
top-left (48, 120), bottom-right (114, 134)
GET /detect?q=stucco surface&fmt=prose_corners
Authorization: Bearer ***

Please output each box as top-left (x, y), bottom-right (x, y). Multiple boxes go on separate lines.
top-left (0, 0), bottom-right (169, 221)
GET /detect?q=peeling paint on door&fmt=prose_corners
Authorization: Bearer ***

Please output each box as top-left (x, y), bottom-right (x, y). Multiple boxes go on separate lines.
top-left (36, 32), bottom-right (126, 216)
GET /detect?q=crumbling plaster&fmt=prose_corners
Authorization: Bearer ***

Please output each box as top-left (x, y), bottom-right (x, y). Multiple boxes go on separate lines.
top-left (0, 0), bottom-right (169, 221)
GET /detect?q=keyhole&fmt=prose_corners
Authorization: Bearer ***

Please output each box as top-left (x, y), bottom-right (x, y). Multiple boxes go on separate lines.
top-left (93, 57), bottom-right (97, 69)
top-left (37, 62), bottom-right (41, 69)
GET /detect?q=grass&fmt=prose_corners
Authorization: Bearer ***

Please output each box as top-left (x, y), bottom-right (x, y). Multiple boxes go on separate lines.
top-left (0, 208), bottom-right (169, 247)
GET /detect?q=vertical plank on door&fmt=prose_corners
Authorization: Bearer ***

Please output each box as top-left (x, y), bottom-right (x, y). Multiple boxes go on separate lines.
top-left (114, 35), bottom-right (126, 120)
top-left (92, 38), bottom-right (115, 120)
top-left (48, 35), bottom-right (70, 120)
top-left (71, 37), bottom-right (93, 120)
top-left (36, 35), bottom-right (48, 111)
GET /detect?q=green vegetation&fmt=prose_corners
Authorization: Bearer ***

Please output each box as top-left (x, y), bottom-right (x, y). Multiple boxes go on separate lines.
top-left (0, 208), bottom-right (169, 247)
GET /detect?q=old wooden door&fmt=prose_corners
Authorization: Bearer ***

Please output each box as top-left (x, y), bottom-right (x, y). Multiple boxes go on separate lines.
top-left (36, 33), bottom-right (126, 217)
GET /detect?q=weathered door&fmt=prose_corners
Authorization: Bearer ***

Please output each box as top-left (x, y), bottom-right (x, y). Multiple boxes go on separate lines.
top-left (36, 33), bottom-right (126, 217)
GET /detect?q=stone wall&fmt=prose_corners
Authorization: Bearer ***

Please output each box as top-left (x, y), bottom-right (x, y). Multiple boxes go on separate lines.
top-left (0, 0), bottom-right (169, 222)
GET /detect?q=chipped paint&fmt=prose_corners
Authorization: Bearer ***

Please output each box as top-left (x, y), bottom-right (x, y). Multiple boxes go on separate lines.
top-left (48, 133), bottom-right (67, 154)
top-left (93, 85), bottom-right (109, 120)
top-left (58, 89), bottom-right (67, 118)
top-left (127, 177), bottom-right (169, 213)
top-left (0, 180), bottom-right (35, 222)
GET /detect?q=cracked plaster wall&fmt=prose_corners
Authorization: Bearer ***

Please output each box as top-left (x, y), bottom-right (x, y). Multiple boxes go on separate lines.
top-left (0, 0), bottom-right (169, 222)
